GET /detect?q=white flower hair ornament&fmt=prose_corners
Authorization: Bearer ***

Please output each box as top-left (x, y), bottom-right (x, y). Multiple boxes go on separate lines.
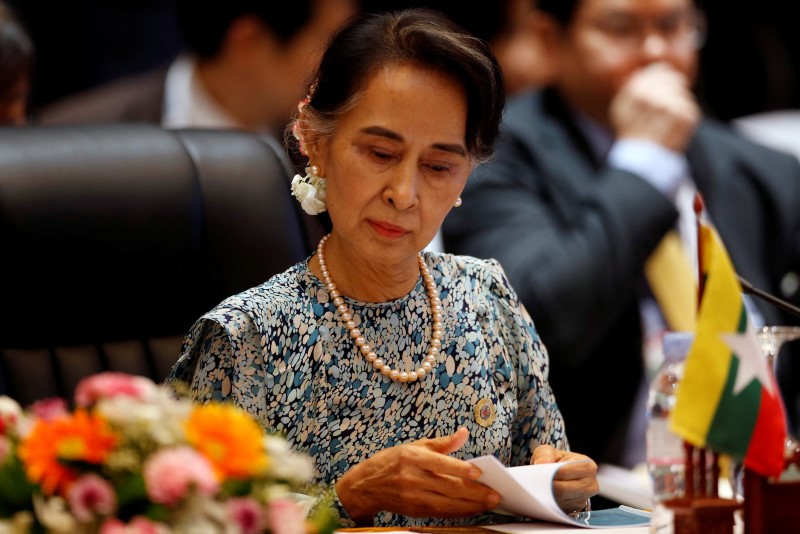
top-left (290, 90), bottom-right (327, 215)
top-left (291, 165), bottom-right (327, 215)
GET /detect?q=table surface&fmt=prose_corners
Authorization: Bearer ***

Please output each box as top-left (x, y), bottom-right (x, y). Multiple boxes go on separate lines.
top-left (336, 524), bottom-right (650, 533)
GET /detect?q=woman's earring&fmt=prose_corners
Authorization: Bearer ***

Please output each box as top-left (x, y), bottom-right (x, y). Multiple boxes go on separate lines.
top-left (291, 164), bottom-right (327, 215)
top-left (453, 197), bottom-right (463, 208)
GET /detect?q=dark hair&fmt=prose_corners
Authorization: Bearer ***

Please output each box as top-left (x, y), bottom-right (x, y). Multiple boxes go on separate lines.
top-left (296, 8), bottom-right (505, 164)
top-left (536, 0), bottom-right (580, 26)
top-left (361, 0), bottom-right (515, 45)
top-left (175, 0), bottom-right (315, 58)
top-left (0, 3), bottom-right (33, 95)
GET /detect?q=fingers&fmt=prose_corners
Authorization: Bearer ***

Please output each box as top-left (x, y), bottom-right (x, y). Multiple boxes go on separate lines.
top-left (531, 446), bottom-right (599, 514)
top-left (552, 455), bottom-right (597, 482)
top-left (421, 426), bottom-right (470, 455)
top-left (531, 443), bottom-right (558, 464)
top-left (413, 427), bottom-right (480, 481)
top-left (609, 63), bottom-right (700, 151)
top-left (531, 444), bottom-right (584, 464)
top-left (552, 471), bottom-right (599, 514)
top-left (532, 447), bottom-right (597, 484)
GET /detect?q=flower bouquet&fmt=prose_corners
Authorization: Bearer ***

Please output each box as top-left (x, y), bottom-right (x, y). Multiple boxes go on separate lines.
top-left (0, 372), bottom-right (336, 534)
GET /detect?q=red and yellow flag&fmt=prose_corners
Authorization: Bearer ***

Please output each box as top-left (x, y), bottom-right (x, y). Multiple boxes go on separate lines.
top-left (670, 224), bottom-right (787, 478)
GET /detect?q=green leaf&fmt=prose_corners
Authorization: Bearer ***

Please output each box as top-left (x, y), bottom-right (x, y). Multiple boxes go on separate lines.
top-left (0, 458), bottom-right (36, 515)
top-left (221, 478), bottom-right (252, 498)
top-left (114, 472), bottom-right (150, 521)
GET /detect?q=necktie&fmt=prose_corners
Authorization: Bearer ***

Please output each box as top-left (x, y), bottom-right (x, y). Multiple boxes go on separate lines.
top-left (644, 230), bottom-right (697, 331)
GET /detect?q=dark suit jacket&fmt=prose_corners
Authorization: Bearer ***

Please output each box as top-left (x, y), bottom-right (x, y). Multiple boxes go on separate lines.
top-left (443, 88), bottom-right (800, 465)
top-left (35, 66), bottom-right (167, 125)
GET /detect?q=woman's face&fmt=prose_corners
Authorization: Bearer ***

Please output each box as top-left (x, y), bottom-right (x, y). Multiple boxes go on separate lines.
top-left (307, 62), bottom-right (470, 266)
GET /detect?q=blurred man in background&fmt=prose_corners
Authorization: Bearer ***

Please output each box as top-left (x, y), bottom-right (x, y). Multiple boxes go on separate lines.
top-left (38, 0), bottom-right (356, 136)
top-left (364, 0), bottom-right (554, 96)
top-left (443, 0), bottom-right (800, 470)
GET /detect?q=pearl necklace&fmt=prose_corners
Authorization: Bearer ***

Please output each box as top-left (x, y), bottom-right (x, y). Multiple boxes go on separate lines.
top-left (316, 235), bottom-right (443, 383)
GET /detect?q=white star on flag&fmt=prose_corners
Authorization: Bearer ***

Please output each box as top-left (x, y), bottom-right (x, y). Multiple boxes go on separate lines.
top-left (721, 324), bottom-right (775, 396)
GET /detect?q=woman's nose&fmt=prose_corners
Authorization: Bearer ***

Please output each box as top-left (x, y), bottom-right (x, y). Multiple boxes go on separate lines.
top-left (383, 165), bottom-right (419, 210)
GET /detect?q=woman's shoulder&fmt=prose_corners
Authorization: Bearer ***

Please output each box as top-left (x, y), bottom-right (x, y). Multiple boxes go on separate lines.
top-left (423, 252), bottom-right (512, 297)
top-left (424, 251), bottom-right (501, 274)
top-left (203, 261), bottom-right (310, 322)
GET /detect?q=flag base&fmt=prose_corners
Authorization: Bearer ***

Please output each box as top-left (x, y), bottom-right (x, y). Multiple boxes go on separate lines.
top-left (743, 467), bottom-right (800, 533)
top-left (663, 496), bottom-right (741, 534)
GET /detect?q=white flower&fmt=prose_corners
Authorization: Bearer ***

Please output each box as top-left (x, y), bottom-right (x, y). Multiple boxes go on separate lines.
top-left (32, 495), bottom-right (78, 534)
top-left (0, 396), bottom-right (23, 435)
top-left (0, 511), bottom-right (33, 534)
top-left (290, 172), bottom-right (327, 215)
top-left (95, 388), bottom-right (190, 446)
top-left (263, 435), bottom-right (314, 483)
top-left (170, 493), bottom-right (229, 534)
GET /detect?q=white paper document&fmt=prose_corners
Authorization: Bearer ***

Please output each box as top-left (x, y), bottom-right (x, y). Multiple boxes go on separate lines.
top-left (467, 455), bottom-right (650, 529)
top-left (595, 463), bottom-right (653, 511)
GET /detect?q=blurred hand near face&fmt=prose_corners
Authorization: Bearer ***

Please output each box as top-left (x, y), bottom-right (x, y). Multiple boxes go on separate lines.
top-left (531, 444), bottom-right (599, 514)
top-left (609, 61), bottom-right (700, 152)
top-left (336, 427), bottom-right (501, 525)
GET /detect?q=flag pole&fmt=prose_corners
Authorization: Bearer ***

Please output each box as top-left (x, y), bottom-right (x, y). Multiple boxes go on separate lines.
top-left (694, 194), bottom-right (705, 306)
top-left (692, 193), bottom-right (720, 497)
top-left (694, 195), bottom-right (707, 496)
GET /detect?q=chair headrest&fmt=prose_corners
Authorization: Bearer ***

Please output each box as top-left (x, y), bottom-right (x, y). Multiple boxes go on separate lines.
top-left (0, 124), bottom-right (315, 347)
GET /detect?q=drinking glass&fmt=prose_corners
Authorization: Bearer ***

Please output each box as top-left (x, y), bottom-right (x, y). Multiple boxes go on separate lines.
top-left (758, 326), bottom-right (800, 370)
top-left (729, 326), bottom-right (800, 500)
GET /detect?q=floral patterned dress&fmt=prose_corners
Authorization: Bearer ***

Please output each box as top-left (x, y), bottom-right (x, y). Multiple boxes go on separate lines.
top-left (167, 252), bottom-right (568, 527)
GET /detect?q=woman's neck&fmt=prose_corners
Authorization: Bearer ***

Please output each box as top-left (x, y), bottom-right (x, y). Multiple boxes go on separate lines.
top-left (309, 235), bottom-right (421, 303)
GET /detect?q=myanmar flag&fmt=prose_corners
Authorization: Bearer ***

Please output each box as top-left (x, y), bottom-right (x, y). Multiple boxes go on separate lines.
top-left (670, 224), bottom-right (787, 478)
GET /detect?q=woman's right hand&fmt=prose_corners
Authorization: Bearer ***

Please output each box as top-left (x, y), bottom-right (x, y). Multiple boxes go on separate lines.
top-left (335, 427), bottom-right (501, 525)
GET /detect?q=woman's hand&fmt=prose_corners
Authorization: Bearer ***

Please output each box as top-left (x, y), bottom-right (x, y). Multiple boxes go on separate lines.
top-left (336, 427), bottom-right (500, 525)
top-left (531, 445), bottom-right (599, 514)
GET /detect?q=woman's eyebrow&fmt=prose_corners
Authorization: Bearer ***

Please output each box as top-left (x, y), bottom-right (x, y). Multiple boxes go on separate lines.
top-left (359, 125), bottom-right (466, 156)
top-left (360, 125), bottom-right (403, 141)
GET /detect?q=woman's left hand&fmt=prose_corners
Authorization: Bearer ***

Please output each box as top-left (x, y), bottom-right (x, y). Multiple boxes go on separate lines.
top-left (531, 445), bottom-right (598, 514)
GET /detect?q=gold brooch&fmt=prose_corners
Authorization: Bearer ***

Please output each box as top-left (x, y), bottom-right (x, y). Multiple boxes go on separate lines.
top-left (474, 397), bottom-right (496, 427)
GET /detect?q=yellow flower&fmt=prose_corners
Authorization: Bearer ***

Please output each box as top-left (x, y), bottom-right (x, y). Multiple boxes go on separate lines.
top-left (18, 410), bottom-right (118, 496)
top-left (185, 404), bottom-right (268, 480)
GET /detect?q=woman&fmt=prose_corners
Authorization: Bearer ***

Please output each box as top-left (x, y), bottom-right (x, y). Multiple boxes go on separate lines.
top-left (168, 8), bottom-right (598, 527)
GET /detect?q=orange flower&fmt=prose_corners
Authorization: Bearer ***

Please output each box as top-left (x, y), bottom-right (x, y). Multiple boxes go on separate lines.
top-left (18, 409), bottom-right (118, 495)
top-left (184, 404), bottom-right (267, 480)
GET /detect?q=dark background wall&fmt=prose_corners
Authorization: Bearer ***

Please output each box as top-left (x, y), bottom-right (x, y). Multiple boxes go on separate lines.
top-left (6, 0), bottom-right (182, 114)
top-left (696, 0), bottom-right (800, 121)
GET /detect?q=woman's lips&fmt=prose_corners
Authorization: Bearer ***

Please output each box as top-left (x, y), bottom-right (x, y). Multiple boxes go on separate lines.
top-left (369, 220), bottom-right (408, 238)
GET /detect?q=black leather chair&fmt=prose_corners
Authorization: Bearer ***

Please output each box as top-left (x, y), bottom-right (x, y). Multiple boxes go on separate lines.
top-left (0, 124), bottom-right (324, 405)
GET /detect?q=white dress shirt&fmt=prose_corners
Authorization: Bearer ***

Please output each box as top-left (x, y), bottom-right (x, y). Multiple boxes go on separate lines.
top-left (162, 54), bottom-right (244, 130)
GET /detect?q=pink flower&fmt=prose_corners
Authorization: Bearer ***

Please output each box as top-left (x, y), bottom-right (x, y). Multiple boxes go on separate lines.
top-left (226, 497), bottom-right (265, 534)
top-left (267, 498), bottom-right (307, 534)
top-left (100, 516), bottom-right (168, 534)
top-left (30, 397), bottom-right (69, 421)
top-left (67, 473), bottom-right (117, 522)
top-left (143, 446), bottom-right (219, 507)
top-left (75, 372), bottom-right (156, 407)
